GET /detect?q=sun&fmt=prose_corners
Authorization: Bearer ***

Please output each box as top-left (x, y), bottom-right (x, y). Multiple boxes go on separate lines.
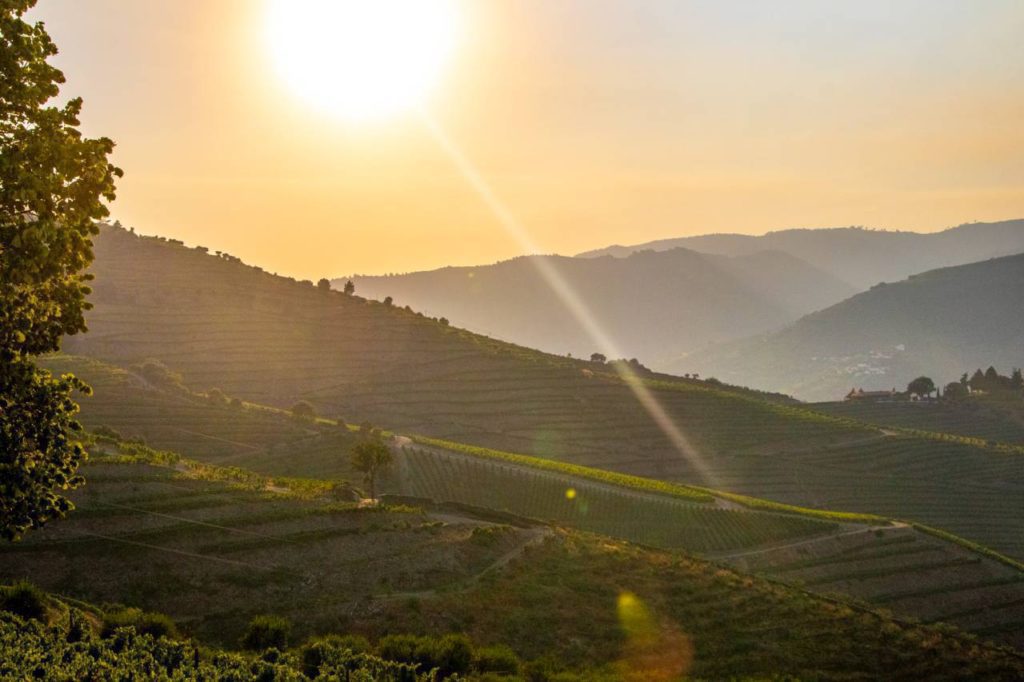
top-left (265, 0), bottom-right (460, 122)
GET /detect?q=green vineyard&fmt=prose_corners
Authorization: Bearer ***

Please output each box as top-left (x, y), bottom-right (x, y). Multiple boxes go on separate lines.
top-left (813, 399), bottom-right (1024, 446)
top-left (393, 446), bottom-right (836, 553)
top-left (0, 460), bottom-right (527, 647)
top-left (726, 524), bottom-right (1024, 650)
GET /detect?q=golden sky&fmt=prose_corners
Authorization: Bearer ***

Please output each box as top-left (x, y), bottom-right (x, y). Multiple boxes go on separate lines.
top-left (31, 0), bottom-right (1024, 279)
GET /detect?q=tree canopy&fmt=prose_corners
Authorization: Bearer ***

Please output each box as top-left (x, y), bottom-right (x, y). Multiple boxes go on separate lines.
top-left (1, 0), bottom-right (121, 540)
top-left (907, 376), bottom-right (935, 398)
top-left (350, 439), bottom-right (392, 501)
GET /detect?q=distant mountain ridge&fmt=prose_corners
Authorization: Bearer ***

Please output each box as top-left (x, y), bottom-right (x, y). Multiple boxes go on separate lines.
top-left (577, 219), bottom-right (1024, 290)
top-left (684, 252), bottom-right (1024, 401)
top-left (339, 247), bottom-right (856, 366)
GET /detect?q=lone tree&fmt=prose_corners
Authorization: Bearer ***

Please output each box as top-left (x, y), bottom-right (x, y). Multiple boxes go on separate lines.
top-left (343, 279), bottom-right (355, 295)
top-left (1, 1), bottom-right (121, 540)
top-left (907, 376), bottom-right (935, 398)
top-left (316, 278), bottom-right (331, 291)
top-left (590, 353), bottom-right (607, 364)
top-left (350, 439), bottom-right (392, 502)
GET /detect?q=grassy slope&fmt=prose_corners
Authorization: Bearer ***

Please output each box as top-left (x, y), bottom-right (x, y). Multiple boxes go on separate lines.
top-left (3, 458), bottom-right (1024, 679)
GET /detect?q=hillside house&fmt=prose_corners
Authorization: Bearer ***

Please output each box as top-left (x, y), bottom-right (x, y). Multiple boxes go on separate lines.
top-left (845, 388), bottom-right (900, 402)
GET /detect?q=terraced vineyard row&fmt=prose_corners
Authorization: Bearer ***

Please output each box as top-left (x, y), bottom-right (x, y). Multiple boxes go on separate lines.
top-left (393, 447), bottom-right (836, 553)
top-left (813, 399), bottom-right (1024, 446)
top-left (725, 524), bottom-right (1024, 650)
top-left (695, 434), bottom-right (1024, 561)
top-left (0, 460), bottom-right (526, 647)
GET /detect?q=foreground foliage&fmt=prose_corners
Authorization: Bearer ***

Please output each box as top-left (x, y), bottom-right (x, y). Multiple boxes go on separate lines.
top-left (0, 0), bottom-right (121, 539)
top-left (0, 611), bottom-right (429, 681)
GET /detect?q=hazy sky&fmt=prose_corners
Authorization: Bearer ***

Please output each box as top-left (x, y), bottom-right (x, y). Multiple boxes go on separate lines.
top-left (30, 0), bottom-right (1024, 278)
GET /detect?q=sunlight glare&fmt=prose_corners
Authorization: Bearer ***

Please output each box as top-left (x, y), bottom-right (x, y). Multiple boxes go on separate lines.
top-left (265, 0), bottom-right (459, 121)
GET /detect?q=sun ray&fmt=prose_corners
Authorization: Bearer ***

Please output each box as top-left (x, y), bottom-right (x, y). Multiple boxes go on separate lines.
top-left (418, 110), bottom-right (719, 487)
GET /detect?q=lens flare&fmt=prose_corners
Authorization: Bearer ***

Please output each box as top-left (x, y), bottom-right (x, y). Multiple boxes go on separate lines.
top-left (616, 591), bottom-right (693, 681)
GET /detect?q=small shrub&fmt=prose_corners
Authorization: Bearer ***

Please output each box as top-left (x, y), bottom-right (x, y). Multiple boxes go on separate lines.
top-left (425, 634), bottom-right (474, 678)
top-left (475, 644), bottom-right (520, 675)
top-left (378, 633), bottom-right (420, 665)
top-left (301, 634), bottom-right (372, 677)
top-left (241, 615), bottom-right (292, 651)
top-left (102, 607), bottom-right (178, 639)
top-left (291, 401), bottom-right (316, 420)
top-left (0, 581), bottom-right (48, 621)
top-left (92, 425), bottom-right (123, 440)
top-left (206, 388), bottom-right (229, 406)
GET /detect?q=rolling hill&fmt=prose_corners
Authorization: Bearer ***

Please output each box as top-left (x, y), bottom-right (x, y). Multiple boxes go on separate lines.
top-left (64, 224), bottom-right (866, 475)
top-left (685, 253), bottom-right (1024, 401)
top-left (339, 247), bottom-right (856, 366)
top-left (578, 218), bottom-right (1024, 290)
top-left (57, 226), bottom-right (1024, 563)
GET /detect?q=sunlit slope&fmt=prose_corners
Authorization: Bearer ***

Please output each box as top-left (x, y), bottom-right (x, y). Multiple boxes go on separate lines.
top-left (42, 354), bottom-right (366, 481)
top-left (42, 356), bottom-right (843, 556)
top-left (55, 310), bottom-right (1024, 563)
top-left (65, 225), bottom-right (864, 477)
top-left (3, 458), bottom-right (1023, 678)
top-left (687, 253), bottom-right (1024, 401)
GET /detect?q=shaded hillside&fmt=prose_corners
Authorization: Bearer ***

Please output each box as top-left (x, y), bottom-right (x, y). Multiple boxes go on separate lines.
top-left (579, 219), bottom-right (1024, 290)
top-left (64, 225), bottom-right (865, 480)
top-left (686, 253), bottom-right (1024, 402)
top-left (340, 247), bottom-right (855, 366)
top-left (4, 455), bottom-right (1024, 677)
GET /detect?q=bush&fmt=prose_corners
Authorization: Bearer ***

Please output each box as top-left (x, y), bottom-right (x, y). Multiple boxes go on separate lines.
top-left (291, 401), bottom-right (316, 420)
top-left (132, 359), bottom-right (186, 391)
top-left (301, 634), bottom-right (372, 677)
top-left (0, 581), bottom-right (48, 621)
top-left (430, 634), bottom-right (474, 677)
top-left (206, 388), bottom-right (229, 406)
top-left (475, 644), bottom-right (520, 675)
top-left (92, 425), bottom-right (123, 440)
top-left (241, 615), bottom-right (291, 651)
top-left (101, 607), bottom-right (178, 639)
top-left (378, 634), bottom-right (474, 678)
top-left (378, 633), bottom-right (421, 665)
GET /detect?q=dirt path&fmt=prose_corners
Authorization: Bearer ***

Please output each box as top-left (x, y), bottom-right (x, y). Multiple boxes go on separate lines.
top-left (89, 500), bottom-right (289, 540)
top-left (72, 530), bottom-right (282, 571)
top-left (377, 526), bottom-right (552, 601)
